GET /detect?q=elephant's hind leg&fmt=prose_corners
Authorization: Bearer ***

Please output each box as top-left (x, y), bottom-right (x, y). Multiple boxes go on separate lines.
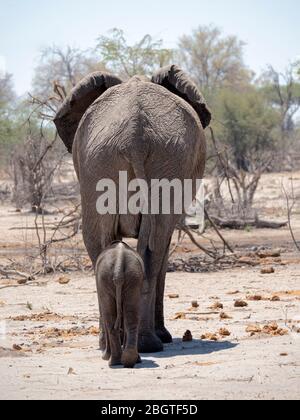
top-left (155, 236), bottom-right (173, 344)
top-left (137, 246), bottom-right (164, 354)
top-left (137, 217), bottom-right (176, 353)
top-left (121, 287), bottom-right (142, 368)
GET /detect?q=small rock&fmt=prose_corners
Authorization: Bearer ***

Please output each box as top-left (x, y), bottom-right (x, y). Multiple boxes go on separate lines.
top-left (211, 302), bottom-right (224, 310)
top-left (261, 267), bottom-right (275, 275)
top-left (13, 344), bottom-right (22, 351)
top-left (262, 323), bottom-right (288, 336)
top-left (246, 325), bottom-right (262, 334)
top-left (234, 300), bottom-right (248, 308)
top-left (17, 279), bottom-right (27, 285)
top-left (293, 327), bottom-right (300, 334)
top-left (219, 328), bottom-right (231, 337)
top-left (182, 330), bottom-right (193, 342)
top-left (263, 322), bottom-right (278, 332)
top-left (220, 312), bottom-right (232, 320)
top-left (246, 295), bottom-right (262, 301)
top-left (58, 276), bottom-right (71, 285)
top-left (271, 295), bottom-right (280, 302)
top-left (168, 294), bottom-right (179, 299)
top-left (191, 301), bottom-right (199, 308)
top-left (201, 333), bottom-right (218, 342)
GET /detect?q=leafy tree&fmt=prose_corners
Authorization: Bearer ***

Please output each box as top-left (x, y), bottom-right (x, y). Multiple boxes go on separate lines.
top-left (260, 63), bottom-right (300, 136)
top-left (96, 28), bottom-right (173, 79)
top-left (178, 25), bottom-right (252, 96)
top-left (208, 88), bottom-right (280, 215)
top-left (0, 72), bottom-right (15, 109)
top-left (0, 73), bottom-right (19, 167)
top-left (214, 87), bottom-right (280, 170)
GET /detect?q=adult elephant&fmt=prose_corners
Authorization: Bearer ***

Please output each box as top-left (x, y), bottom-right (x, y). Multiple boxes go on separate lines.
top-left (54, 65), bottom-right (211, 353)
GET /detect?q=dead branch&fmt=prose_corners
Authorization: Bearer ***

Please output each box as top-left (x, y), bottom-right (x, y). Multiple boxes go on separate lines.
top-left (282, 179), bottom-right (300, 251)
top-left (169, 230), bottom-right (186, 257)
top-left (0, 281), bottom-right (42, 290)
top-left (204, 209), bottom-right (235, 254)
top-left (208, 127), bottom-right (273, 219)
top-left (180, 226), bottom-right (218, 259)
top-left (0, 267), bottom-right (32, 280)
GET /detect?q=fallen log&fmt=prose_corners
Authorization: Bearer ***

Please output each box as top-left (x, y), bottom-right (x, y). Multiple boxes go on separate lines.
top-left (210, 216), bottom-right (287, 230)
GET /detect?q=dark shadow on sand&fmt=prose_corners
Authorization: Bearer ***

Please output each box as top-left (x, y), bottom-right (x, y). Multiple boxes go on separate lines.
top-left (141, 338), bottom-right (238, 359)
top-left (107, 339), bottom-right (238, 369)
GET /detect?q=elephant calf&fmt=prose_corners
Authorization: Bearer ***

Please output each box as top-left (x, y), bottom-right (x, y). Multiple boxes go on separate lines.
top-left (95, 241), bottom-right (144, 368)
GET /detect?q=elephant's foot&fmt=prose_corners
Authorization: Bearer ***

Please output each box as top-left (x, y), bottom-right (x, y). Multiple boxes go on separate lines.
top-left (121, 348), bottom-right (140, 369)
top-left (102, 349), bottom-right (111, 361)
top-left (155, 326), bottom-right (173, 344)
top-left (109, 356), bottom-right (122, 367)
top-left (138, 332), bottom-right (163, 353)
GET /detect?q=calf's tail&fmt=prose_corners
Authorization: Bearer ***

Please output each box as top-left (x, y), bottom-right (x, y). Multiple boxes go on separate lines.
top-left (114, 280), bottom-right (123, 331)
top-left (113, 244), bottom-right (125, 331)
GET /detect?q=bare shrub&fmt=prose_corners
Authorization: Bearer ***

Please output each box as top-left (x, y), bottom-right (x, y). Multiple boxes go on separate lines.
top-left (11, 129), bottom-right (65, 212)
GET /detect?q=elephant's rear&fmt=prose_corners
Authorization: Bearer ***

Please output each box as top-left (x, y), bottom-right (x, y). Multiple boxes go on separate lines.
top-left (74, 80), bottom-right (206, 183)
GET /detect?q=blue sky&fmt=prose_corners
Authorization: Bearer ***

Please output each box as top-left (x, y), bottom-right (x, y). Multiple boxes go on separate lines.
top-left (0, 0), bottom-right (299, 95)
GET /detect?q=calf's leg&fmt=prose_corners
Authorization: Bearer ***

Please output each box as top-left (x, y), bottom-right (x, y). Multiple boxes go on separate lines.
top-left (121, 286), bottom-right (141, 368)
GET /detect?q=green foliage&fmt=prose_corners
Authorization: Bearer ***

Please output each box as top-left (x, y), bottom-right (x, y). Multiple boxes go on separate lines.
top-left (96, 28), bottom-right (173, 79)
top-left (178, 25), bottom-right (253, 97)
top-left (0, 73), bottom-right (20, 167)
top-left (259, 63), bottom-right (300, 134)
top-left (213, 87), bottom-right (280, 169)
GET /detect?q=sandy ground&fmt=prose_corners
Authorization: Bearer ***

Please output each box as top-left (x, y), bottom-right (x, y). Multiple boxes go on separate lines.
top-left (0, 263), bottom-right (300, 400)
top-left (0, 171), bottom-right (300, 400)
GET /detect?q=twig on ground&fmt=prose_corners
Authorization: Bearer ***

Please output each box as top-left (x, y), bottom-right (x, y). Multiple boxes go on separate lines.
top-left (0, 267), bottom-right (31, 280)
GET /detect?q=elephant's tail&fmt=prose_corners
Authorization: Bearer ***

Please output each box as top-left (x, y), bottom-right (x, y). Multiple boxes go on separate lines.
top-left (131, 161), bottom-right (156, 254)
top-left (113, 243), bottom-right (125, 331)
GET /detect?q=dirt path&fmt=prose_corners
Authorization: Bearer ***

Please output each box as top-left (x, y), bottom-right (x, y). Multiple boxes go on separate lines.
top-left (0, 263), bottom-right (299, 400)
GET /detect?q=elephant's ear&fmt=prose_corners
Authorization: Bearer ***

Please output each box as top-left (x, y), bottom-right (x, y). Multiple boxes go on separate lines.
top-left (53, 72), bottom-right (123, 152)
top-left (151, 65), bottom-right (211, 129)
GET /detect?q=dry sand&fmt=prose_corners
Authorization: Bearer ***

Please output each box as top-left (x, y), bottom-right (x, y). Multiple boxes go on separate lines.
top-left (0, 171), bottom-right (300, 400)
top-left (0, 264), bottom-right (299, 400)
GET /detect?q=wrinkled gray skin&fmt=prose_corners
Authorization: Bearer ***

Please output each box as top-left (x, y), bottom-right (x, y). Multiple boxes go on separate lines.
top-left (96, 242), bottom-right (144, 368)
top-left (54, 65), bottom-right (210, 353)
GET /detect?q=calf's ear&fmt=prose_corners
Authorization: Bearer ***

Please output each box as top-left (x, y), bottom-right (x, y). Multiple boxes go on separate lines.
top-left (53, 72), bottom-right (123, 153)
